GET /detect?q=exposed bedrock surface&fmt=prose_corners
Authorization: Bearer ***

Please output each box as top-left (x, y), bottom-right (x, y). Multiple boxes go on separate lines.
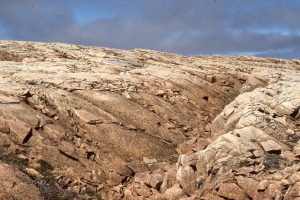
top-left (0, 40), bottom-right (299, 199)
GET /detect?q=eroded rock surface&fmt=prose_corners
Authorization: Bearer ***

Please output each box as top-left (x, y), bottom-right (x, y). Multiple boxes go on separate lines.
top-left (0, 162), bottom-right (42, 200)
top-left (0, 40), bottom-right (299, 199)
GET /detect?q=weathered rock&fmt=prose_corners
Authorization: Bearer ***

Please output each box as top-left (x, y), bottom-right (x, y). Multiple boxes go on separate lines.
top-left (176, 165), bottom-right (197, 194)
top-left (160, 184), bottom-right (184, 200)
top-left (257, 180), bottom-right (270, 191)
top-left (0, 40), bottom-right (299, 199)
top-left (261, 140), bottom-right (282, 154)
top-left (58, 141), bottom-right (79, 160)
top-left (0, 162), bottom-right (42, 200)
top-left (143, 157), bottom-right (158, 165)
top-left (217, 183), bottom-right (249, 199)
top-left (24, 168), bottom-right (44, 178)
top-left (236, 176), bottom-right (258, 198)
top-left (294, 142), bottom-right (300, 157)
top-left (149, 172), bottom-right (164, 189)
top-left (0, 117), bottom-right (9, 133)
top-left (0, 94), bottom-right (20, 104)
top-left (264, 182), bottom-right (283, 199)
top-left (283, 182), bottom-right (300, 200)
top-left (204, 74), bottom-right (216, 83)
top-left (8, 121), bottom-right (32, 144)
top-left (287, 172), bottom-right (300, 185)
top-left (160, 166), bottom-right (177, 193)
top-left (74, 109), bottom-right (102, 124)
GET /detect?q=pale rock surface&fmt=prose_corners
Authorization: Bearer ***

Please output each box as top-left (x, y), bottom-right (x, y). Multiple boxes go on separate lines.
top-left (0, 40), bottom-right (299, 199)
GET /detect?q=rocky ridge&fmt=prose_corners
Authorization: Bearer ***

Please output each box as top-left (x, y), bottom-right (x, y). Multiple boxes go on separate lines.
top-left (0, 40), bottom-right (299, 199)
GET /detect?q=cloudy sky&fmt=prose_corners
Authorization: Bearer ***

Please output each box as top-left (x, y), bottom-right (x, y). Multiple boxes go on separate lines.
top-left (0, 0), bottom-right (299, 59)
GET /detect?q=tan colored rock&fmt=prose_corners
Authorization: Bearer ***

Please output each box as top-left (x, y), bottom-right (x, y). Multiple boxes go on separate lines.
top-left (242, 74), bottom-right (268, 93)
top-left (107, 171), bottom-right (123, 186)
top-left (294, 143), bottom-right (300, 157)
top-left (122, 91), bottom-right (131, 99)
top-left (204, 74), bottom-right (216, 83)
top-left (0, 40), bottom-right (300, 199)
top-left (161, 184), bottom-right (184, 200)
top-left (155, 89), bottom-right (165, 96)
top-left (74, 109), bottom-right (102, 124)
top-left (176, 165), bottom-right (197, 194)
top-left (134, 182), bottom-right (152, 197)
top-left (274, 117), bottom-right (287, 126)
top-left (236, 176), bottom-right (258, 198)
top-left (0, 162), bottom-right (42, 200)
top-left (280, 179), bottom-right (291, 187)
top-left (284, 182), bottom-right (300, 200)
top-left (281, 150), bottom-right (297, 162)
top-left (8, 121), bottom-right (32, 144)
top-left (24, 168), bottom-right (44, 178)
top-left (217, 183), bottom-right (249, 199)
top-left (149, 173), bottom-right (164, 189)
top-left (58, 141), bottom-right (79, 160)
top-left (0, 94), bottom-right (20, 104)
top-left (257, 180), bottom-right (270, 191)
top-left (201, 193), bottom-right (224, 200)
top-left (0, 117), bottom-right (9, 133)
top-left (143, 157), bottom-right (158, 165)
top-left (261, 140), bottom-right (282, 153)
top-left (287, 172), bottom-right (300, 185)
top-left (160, 166), bottom-right (177, 193)
top-left (264, 182), bottom-right (283, 199)
top-left (42, 124), bottom-right (65, 140)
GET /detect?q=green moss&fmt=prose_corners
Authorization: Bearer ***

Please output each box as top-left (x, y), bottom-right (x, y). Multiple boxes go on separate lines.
top-left (239, 159), bottom-right (251, 167)
top-left (37, 159), bottom-right (54, 171)
top-left (35, 159), bottom-right (54, 182)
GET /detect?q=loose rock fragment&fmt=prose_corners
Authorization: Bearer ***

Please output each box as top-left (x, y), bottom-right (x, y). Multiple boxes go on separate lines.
top-left (218, 183), bottom-right (249, 199)
top-left (58, 141), bottom-right (79, 160)
top-left (257, 180), bottom-right (269, 191)
top-left (293, 143), bottom-right (300, 157)
top-left (8, 121), bottom-right (32, 144)
top-left (0, 94), bottom-right (20, 104)
top-left (261, 140), bottom-right (282, 154)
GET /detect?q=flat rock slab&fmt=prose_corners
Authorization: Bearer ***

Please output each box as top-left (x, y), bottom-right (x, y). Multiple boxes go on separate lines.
top-left (261, 140), bottom-right (282, 153)
top-left (8, 120), bottom-right (32, 144)
top-left (218, 183), bottom-right (249, 199)
top-left (58, 141), bottom-right (79, 160)
top-left (0, 94), bottom-right (20, 104)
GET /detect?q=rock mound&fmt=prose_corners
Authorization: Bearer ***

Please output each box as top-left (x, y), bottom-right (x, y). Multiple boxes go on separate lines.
top-left (0, 40), bottom-right (299, 199)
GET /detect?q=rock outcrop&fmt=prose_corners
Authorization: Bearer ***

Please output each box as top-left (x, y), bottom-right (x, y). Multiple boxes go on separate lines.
top-left (0, 40), bottom-right (299, 199)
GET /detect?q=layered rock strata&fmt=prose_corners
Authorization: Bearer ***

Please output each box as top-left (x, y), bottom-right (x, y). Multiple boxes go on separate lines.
top-left (0, 40), bottom-right (299, 199)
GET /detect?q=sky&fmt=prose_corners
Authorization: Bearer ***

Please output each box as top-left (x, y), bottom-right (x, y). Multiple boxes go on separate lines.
top-left (0, 0), bottom-right (300, 59)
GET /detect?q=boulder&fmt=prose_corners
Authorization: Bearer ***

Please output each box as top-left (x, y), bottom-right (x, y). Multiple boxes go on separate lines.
top-left (176, 165), bottom-right (197, 194)
top-left (217, 183), bottom-right (249, 199)
top-left (236, 176), bottom-right (258, 198)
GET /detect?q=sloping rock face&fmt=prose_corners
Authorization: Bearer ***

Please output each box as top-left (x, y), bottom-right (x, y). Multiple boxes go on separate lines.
top-left (0, 162), bottom-right (43, 200)
top-left (0, 40), bottom-right (299, 199)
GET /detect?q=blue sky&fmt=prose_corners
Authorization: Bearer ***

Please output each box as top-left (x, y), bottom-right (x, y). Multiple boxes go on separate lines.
top-left (0, 0), bottom-right (300, 59)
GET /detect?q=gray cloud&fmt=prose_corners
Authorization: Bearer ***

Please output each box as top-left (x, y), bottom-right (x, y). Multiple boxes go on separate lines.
top-left (0, 0), bottom-right (299, 59)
